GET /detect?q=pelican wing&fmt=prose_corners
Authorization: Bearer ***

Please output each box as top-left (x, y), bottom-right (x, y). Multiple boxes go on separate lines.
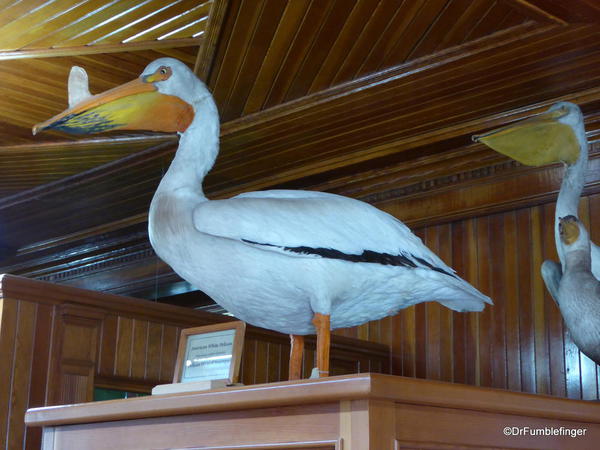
top-left (192, 190), bottom-right (454, 274)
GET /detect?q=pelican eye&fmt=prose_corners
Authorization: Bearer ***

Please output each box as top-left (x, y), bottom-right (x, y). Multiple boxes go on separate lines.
top-left (158, 66), bottom-right (171, 80)
top-left (142, 66), bottom-right (172, 83)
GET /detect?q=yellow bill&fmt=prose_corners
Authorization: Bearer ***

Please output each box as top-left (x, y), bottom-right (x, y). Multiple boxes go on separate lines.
top-left (33, 67), bottom-right (193, 135)
top-left (473, 109), bottom-right (579, 166)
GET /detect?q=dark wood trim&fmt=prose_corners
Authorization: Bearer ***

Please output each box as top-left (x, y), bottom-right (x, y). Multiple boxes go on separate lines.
top-left (0, 274), bottom-right (228, 326)
top-left (0, 139), bottom-right (176, 210)
top-left (94, 376), bottom-right (155, 394)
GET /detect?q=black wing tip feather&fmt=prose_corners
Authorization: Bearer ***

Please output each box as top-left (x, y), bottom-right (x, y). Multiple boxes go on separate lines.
top-left (242, 239), bottom-right (455, 278)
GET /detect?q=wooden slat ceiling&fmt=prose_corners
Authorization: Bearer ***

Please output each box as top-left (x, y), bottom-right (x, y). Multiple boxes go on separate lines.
top-left (0, 0), bottom-right (211, 196)
top-left (0, 0), bottom-right (599, 294)
top-left (0, 0), bottom-right (210, 50)
top-left (209, 0), bottom-right (532, 121)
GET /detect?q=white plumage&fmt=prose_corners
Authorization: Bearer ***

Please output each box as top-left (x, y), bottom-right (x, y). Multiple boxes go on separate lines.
top-left (554, 215), bottom-right (600, 365)
top-left (67, 66), bottom-right (92, 108)
top-left (143, 58), bottom-right (491, 336)
top-left (35, 57), bottom-right (492, 377)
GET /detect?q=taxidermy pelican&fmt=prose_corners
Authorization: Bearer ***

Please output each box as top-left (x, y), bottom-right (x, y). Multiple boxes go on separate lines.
top-left (474, 102), bottom-right (600, 301)
top-left (554, 215), bottom-right (600, 365)
top-left (34, 58), bottom-right (491, 379)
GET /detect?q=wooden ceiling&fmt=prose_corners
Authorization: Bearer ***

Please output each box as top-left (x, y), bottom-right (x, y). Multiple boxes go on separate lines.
top-left (1, 0), bottom-right (600, 299)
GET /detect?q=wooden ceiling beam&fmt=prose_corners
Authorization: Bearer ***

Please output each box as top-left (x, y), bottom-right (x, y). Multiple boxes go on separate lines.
top-left (0, 37), bottom-right (202, 60)
top-left (508, 0), bottom-right (600, 23)
top-left (506, 0), bottom-right (568, 24)
top-left (0, 135), bottom-right (175, 154)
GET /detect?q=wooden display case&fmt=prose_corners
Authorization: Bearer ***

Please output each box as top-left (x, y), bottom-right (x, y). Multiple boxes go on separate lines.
top-left (26, 373), bottom-right (600, 449)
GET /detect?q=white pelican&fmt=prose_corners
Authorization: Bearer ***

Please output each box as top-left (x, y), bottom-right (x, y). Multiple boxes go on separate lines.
top-left (554, 215), bottom-right (600, 365)
top-left (474, 102), bottom-right (600, 301)
top-left (34, 58), bottom-right (492, 379)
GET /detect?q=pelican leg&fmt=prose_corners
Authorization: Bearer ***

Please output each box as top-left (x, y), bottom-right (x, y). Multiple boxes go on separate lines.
top-left (541, 259), bottom-right (562, 306)
top-left (312, 313), bottom-right (331, 378)
top-left (289, 334), bottom-right (305, 380)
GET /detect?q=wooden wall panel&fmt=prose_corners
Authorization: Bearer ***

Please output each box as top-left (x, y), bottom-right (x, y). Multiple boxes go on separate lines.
top-left (47, 306), bottom-right (104, 406)
top-left (0, 299), bottom-right (54, 450)
top-left (336, 193), bottom-right (600, 400)
top-left (100, 316), bottom-right (184, 385)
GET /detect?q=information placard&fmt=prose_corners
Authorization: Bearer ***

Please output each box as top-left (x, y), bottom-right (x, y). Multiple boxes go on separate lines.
top-left (173, 321), bottom-right (245, 384)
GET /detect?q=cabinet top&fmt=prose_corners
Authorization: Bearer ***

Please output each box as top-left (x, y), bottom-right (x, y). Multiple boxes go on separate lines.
top-left (26, 373), bottom-right (600, 427)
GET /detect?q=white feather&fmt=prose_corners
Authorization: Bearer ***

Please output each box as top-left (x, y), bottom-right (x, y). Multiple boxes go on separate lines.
top-left (141, 57), bottom-right (492, 336)
top-left (194, 190), bottom-right (444, 267)
top-left (68, 66), bottom-right (92, 108)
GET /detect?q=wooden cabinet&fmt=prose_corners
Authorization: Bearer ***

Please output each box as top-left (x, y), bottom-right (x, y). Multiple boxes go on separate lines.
top-left (26, 373), bottom-right (600, 449)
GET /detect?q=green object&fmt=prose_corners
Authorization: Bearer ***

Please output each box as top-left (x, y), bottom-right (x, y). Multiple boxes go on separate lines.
top-left (93, 387), bottom-right (148, 401)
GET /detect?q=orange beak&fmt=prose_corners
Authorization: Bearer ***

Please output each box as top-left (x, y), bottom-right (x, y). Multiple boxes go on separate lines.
top-left (33, 71), bottom-right (193, 135)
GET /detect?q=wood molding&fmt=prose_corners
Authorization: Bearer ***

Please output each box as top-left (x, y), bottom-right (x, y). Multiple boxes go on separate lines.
top-left (0, 273), bottom-right (227, 326)
top-left (4, 137), bottom-right (600, 297)
top-left (380, 156), bottom-right (600, 228)
top-left (0, 38), bottom-right (203, 60)
top-left (0, 135), bottom-right (175, 154)
top-left (25, 372), bottom-right (600, 427)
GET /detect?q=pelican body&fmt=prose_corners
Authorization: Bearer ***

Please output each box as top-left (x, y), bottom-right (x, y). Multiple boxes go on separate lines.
top-left (555, 215), bottom-right (600, 365)
top-left (35, 58), bottom-right (491, 378)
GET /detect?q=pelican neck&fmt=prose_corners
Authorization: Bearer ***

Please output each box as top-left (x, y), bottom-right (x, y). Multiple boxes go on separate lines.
top-left (156, 95), bottom-right (220, 197)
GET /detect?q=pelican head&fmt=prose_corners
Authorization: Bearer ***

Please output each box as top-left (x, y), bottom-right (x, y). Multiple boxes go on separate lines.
top-left (141, 58), bottom-right (211, 107)
top-left (33, 57), bottom-right (198, 136)
top-left (473, 101), bottom-right (585, 167)
top-left (559, 215), bottom-right (590, 251)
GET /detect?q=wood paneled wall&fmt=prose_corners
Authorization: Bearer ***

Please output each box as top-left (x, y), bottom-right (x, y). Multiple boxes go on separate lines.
top-left (336, 192), bottom-right (600, 401)
top-left (0, 275), bottom-right (389, 450)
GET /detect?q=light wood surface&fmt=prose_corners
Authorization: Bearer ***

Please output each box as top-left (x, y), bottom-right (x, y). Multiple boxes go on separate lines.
top-left (25, 373), bottom-right (600, 427)
top-left (26, 373), bottom-right (600, 449)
